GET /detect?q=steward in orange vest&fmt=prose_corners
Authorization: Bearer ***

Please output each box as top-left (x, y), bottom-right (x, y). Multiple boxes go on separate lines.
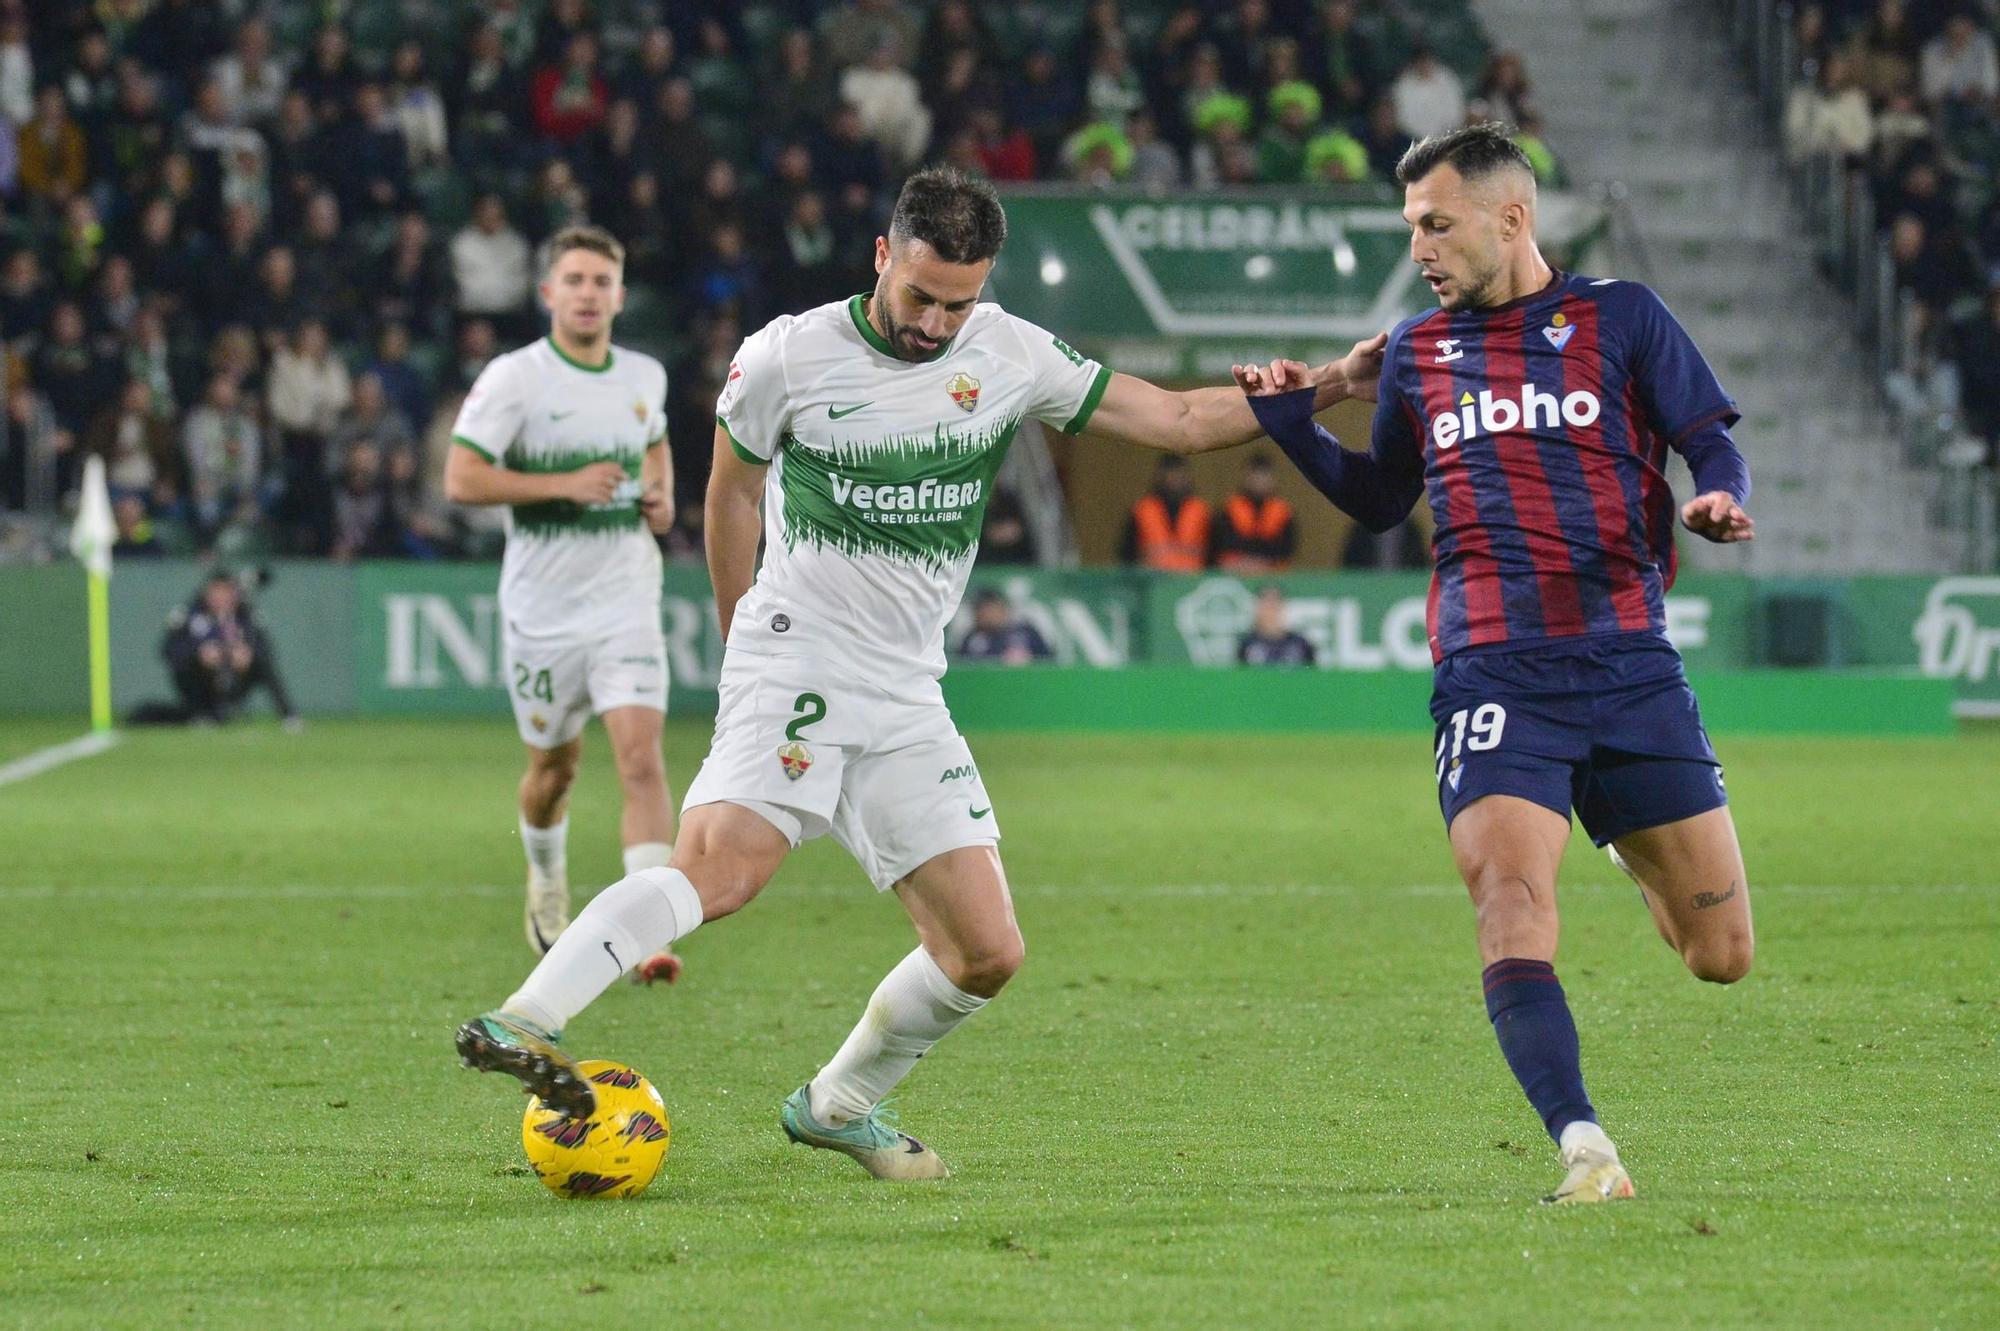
top-left (1214, 454), bottom-right (1297, 572)
top-left (1121, 455), bottom-right (1211, 571)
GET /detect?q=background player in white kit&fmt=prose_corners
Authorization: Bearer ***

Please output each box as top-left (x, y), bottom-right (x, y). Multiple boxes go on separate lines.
top-left (456, 170), bottom-right (1381, 1177)
top-left (443, 225), bottom-right (682, 980)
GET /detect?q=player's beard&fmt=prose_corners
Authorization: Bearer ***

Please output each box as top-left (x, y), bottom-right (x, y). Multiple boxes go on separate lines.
top-left (872, 291), bottom-right (941, 362)
top-left (1441, 249), bottom-right (1505, 312)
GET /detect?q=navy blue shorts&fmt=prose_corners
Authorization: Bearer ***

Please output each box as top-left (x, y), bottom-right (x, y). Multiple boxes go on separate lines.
top-left (1430, 634), bottom-right (1727, 847)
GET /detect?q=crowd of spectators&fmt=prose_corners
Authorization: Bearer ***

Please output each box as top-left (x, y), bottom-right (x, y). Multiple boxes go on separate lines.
top-left (1783, 0), bottom-right (2000, 458)
top-left (0, 0), bottom-right (1519, 564)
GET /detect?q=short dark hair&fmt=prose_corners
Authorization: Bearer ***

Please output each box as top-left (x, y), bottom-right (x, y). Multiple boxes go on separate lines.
top-left (1394, 121), bottom-right (1534, 188)
top-left (889, 166), bottom-right (1008, 264)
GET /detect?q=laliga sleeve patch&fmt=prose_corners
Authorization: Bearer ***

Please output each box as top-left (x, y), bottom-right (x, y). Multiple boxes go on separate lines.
top-left (716, 360), bottom-right (745, 414)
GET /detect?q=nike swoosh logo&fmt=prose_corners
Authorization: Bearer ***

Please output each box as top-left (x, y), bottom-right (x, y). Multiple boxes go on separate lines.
top-left (970, 806), bottom-right (991, 819)
top-left (603, 940), bottom-right (622, 971)
top-left (550, 410), bottom-right (577, 421)
top-left (828, 402), bottom-right (872, 420)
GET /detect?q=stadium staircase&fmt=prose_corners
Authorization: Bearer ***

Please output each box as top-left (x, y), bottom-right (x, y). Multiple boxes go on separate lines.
top-left (1472, 0), bottom-right (1958, 573)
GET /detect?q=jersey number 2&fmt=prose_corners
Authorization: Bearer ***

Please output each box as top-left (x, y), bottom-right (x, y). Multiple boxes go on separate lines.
top-left (785, 692), bottom-right (826, 741)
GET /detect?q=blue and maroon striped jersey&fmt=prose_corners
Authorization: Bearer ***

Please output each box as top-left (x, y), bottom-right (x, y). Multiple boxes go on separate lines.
top-left (1369, 271), bottom-right (1741, 661)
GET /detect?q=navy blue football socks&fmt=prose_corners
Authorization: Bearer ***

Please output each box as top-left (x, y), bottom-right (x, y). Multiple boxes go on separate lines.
top-left (1483, 958), bottom-right (1596, 1142)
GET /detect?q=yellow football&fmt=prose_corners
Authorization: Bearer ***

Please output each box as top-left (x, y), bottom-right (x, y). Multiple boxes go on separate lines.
top-left (520, 1060), bottom-right (670, 1199)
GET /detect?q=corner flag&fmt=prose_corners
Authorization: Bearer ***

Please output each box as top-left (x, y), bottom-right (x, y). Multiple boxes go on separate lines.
top-left (67, 455), bottom-right (116, 732)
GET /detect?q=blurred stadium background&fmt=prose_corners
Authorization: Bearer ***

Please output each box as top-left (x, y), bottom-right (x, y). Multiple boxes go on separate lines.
top-left (4, 3), bottom-right (1998, 1327)
top-left (1, 0), bottom-right (1998, 725)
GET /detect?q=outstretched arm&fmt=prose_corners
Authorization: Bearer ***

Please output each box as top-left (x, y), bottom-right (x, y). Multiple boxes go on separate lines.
top-left (1078, 334), bottom-right (1388, 455)
top-left (1237, 358), bottom-right (1423, 533)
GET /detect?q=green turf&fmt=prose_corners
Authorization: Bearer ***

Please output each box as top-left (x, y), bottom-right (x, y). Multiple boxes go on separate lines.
top-left (2, 718), bottom-right (1996, 1329)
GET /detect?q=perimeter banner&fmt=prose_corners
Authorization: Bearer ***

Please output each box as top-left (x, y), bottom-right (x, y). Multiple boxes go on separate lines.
top-left (2, 563), bottom-right (1986, 719)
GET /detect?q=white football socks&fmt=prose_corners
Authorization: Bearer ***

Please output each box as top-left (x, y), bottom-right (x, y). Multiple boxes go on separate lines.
top-left (504, 867), bottom-right (703, 1033)
top-left (808, 946), bottom-right (988, 1126)
top-left (520, 815), bottom-right (568, 881)
top-left (622, 841), bottom-right (673, 873)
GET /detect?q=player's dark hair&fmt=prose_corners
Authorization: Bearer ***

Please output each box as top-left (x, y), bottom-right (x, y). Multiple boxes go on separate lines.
top-left (1394, 121), bottom-right (1535, 188)
top-left (545, 223), bottom-right (624, 272)
top-left (889, 166), bottom-right (1008, 264)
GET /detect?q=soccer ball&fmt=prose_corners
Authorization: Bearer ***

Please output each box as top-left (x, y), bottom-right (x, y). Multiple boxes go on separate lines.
top-left (520, 1060), bottom-right (671, 1199)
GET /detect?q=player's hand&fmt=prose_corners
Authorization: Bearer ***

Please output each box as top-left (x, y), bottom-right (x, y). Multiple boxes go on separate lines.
top-left (1681, 491), bottom-right (1755, 543)
top-left (1325, 331), bottom-right (1389, 405)
top-left (640, 483), bottom-right (675, 534)
top-left (563, 461), bottom-right (627, 505)
top-left (1232, 359), bottom-right (1309, 396)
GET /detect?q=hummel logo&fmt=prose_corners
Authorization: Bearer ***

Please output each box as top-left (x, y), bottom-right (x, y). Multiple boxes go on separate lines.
top-left (828, 402), bottom-right (872, 420)
top-left (550, 409), bottom-right (577, 421)
top-left (970, 806), bottom-right (991, 819)
top-left (1434, 339), bottom-right (1463, 364)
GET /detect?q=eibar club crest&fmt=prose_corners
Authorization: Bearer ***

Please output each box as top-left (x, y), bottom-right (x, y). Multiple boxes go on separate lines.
top-left (777, 741), bottom-right (814, 781)
top-left (1543, 312), bottom-right (1575, 352)
top-left (947, 372), bottom-right (981, 413)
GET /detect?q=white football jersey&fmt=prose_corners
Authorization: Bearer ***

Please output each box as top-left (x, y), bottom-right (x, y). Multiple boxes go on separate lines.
top-left (717, 296), bottom-right (1109, 683)
top-left (452, 337), bottom-right (668, 643)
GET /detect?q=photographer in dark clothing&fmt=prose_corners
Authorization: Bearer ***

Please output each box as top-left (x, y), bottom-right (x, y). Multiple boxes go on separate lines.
top-left (137, 570), bottom-right (301, 727)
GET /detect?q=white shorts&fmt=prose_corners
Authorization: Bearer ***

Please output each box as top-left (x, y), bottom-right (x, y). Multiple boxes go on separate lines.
top-left (502, 621), bottom-right (668, 748)
top-left (681, 650), bottom-right (999, 890)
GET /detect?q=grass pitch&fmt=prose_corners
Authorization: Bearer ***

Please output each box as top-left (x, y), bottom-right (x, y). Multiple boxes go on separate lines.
top-left (2, 717), bottom-right (1996, 1329)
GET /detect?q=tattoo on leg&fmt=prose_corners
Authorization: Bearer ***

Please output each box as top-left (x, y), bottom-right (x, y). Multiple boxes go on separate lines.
top-left (1691, 880), bottom-right (1738, 911)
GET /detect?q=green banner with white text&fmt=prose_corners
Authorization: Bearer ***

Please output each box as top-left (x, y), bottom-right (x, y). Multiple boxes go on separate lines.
top-left (987, 187), bottom-right (1608, 382)
top-left (1, 563), bottom-right (1993, 723)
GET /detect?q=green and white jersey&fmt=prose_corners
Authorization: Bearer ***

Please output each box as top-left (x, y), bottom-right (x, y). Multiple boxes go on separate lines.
top-left (452, 337), bottom-right (667, 643)
top-left (716, 295), bottom-right (1110, 682)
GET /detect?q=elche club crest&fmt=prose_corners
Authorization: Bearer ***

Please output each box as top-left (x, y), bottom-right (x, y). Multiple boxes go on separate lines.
top-left (947, 373), bottom-right (981, 413)
top-left (777, 741), bottom-right (814, 781)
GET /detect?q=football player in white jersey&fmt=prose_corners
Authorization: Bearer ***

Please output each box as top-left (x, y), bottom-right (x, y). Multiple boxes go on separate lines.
top-left (458, 170), bottom-right (1382, 1177)
top-left (443, 225), bottom-right (682, 981)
